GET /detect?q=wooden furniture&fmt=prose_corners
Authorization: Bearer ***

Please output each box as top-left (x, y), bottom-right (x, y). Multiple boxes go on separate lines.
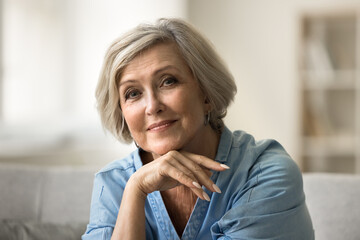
top-left (299, 8), bottom-right (360, 173)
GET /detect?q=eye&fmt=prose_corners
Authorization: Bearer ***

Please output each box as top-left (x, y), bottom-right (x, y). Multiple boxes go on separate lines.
top-left (161, 76), bottom-right (178, 87)
top-left (124, 88), bottom-right (141, 100)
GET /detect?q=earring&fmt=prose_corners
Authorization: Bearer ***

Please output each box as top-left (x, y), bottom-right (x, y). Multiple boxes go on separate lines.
top-left (204, 111), bottom-right (211, 126)
top-left (134, 141), bottom-right (140, 148)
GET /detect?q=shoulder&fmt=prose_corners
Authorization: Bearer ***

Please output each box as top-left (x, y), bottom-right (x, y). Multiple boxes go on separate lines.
top-left (246, 138), bottom-right (304, 209)
top-left (230, 129), bottom-right (298, 172)
top-left (212, 130), bottom-right (313, 239)
top-left (227, 129), bottom-right (298, 171)
top-left (227, 129), bottom-right (303, 203)
top-left (231, 130), bottom-right (290, 160)
top-left (91, 150), bottom-right (140, 195)
top-left (96, 150), bottom-right (138, 177)
top-left (252, 137), bottom-right (302, 191)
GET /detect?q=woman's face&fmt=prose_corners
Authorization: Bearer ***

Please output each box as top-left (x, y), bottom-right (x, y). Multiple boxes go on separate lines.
top-left (119, 42), bottom-right (212, 157)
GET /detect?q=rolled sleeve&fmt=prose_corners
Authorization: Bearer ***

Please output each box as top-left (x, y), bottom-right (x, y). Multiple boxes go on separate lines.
top-left (82, 226), bottom-right (113, 240)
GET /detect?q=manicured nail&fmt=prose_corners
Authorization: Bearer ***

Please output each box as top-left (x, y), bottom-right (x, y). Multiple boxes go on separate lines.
top-left (192, 181), bottom-right (202, 189)
top-left (202, 191), bottom-right (210, 201)
top-left (220, 164), bottom-right (230, 169)
top-left (212, 184), bottom-right (221, 193)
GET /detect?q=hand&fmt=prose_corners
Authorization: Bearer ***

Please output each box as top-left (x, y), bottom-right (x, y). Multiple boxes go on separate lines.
top-left (129, 150), bottom-right (229, 201)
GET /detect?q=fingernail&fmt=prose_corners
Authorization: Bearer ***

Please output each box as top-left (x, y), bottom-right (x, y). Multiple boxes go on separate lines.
top-left (192, 181), bottom-right (202, 189)
top-left (212, 184), bottom-right (221, 193)
top-left (220, 164), bottom-right (230, 169)
top-left (202, 192), bottom-right (210, 201)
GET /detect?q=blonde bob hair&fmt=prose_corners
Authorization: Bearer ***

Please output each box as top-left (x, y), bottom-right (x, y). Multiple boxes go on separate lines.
top-left (96, 18), bottom-right (237, 143)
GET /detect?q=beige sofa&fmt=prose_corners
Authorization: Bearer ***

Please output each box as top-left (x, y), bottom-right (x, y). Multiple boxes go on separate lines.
top-left (0, 164), bottom-right (359, 239)
top-left (303, 173), bottom-right (360, 240)
top-left (0, 164), bottom-right (97, 240)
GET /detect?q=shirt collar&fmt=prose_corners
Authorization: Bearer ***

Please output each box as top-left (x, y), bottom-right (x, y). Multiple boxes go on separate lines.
top-left (134, 149), bottom-right (144, 171)
top-left (215, 126), bottom-right (233, 163)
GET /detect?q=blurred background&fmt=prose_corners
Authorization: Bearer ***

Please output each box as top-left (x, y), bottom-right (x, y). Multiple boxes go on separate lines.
top-left (0, 0), bottom-right (359, 174)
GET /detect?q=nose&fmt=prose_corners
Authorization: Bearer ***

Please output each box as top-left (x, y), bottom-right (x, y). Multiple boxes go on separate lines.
top-left (145, 91), bottom-right (165, 115)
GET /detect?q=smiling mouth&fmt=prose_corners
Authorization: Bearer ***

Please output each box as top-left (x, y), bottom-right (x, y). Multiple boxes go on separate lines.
top-left (147, 120), bottom-right (177, 131)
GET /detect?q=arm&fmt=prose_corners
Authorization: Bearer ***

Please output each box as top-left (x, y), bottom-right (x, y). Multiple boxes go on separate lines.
top-left (111, 176), bottom-right (147, 240)
top-left (111, 150), bottom-right (229, 240)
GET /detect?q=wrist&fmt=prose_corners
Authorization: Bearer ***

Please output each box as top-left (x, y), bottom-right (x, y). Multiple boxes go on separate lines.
top-left (127, 174), bottom-right (148, 200)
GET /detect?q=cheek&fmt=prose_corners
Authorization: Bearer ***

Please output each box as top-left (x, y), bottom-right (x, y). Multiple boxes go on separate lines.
top-left (122, 105), bottom-right (144, 134)
top-left (177, 92), bottom-right (205, 121)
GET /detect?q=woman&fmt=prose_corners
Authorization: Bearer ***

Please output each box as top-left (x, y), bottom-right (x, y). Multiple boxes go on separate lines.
top-left (82, 18), bottom-right (314, 240)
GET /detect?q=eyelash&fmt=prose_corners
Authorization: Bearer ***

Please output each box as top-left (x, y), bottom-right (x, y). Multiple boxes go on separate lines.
top-left (124, 88), bottom-right (141, 100)
top-left (161, 76), bottom-right (178, 87)
top-left (123, 76), bottom-right (178, 101)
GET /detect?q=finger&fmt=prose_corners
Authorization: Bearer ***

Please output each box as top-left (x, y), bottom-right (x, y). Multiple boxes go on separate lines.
top-left (160, 161), bottom-right (203, 191)
top-left (190, 186), bottom-right (211, 201)
top-left (165, 159), bottom-right (212, 201)
top-left (181, 151), bottom-right (230, 171)
top-left (163, 163), bottom-right (210, 201)
top-left (158, 156), bottom-right (212, 201)
top-left (168, 151), bottom-right (221, 193)
top-left (165, 158), bottom-right (203, 190)
top-left (203, 168), bottom-right (213, 177)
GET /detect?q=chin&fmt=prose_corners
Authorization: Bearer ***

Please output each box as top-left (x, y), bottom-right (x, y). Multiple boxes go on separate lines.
top-left (148, 142), bottom-right (183, 156)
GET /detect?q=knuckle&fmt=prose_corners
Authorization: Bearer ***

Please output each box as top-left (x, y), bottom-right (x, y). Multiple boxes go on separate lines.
top-left (158, 164), bottom-right (168, 173)
top-left (159, 155), bottom-right (172, 165)
top-left (166, 150), bottom-right (177, 158)
top-left (192, 164), bottom-right (203, 173)
top-left (184, 170), bottom-right (195, 179)
top-left (175, 171), bottom-right (185, 180)
top-left (196, 155), bottom-right (205, 164)
top-left (157, 163), bottom-right (172, 175)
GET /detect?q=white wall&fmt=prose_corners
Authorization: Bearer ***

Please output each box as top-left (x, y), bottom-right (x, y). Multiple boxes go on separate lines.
top-left (63, 0), bottom-right (189, 121)
top-left (188, 0), bottom-right (360, 164)
top-left (0, 0), bottom-right (188, 166)
top-left (2, 0), bottom-right (360, 167)
top-left (2, 0), bottom-right (188, 123)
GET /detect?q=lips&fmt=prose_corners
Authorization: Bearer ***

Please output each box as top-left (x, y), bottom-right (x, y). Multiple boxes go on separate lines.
top-left (147, 120), bottom-right (177, 131)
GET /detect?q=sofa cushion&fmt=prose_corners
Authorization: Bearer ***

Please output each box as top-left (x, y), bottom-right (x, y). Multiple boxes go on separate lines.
top-left (0, 219), bottom-right (86, 240)
top-left (303, 173), bottom-right (360, 240)
top-left (0, 165), bottom-right (44, 220)
top-left (0, 164), bottom-right (97, 224)
top-left (40, 167), bottom-right (95, 223)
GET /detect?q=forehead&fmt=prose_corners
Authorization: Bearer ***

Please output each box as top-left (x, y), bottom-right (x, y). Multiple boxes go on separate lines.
top-left (120, 42), bottom-right (189, 80)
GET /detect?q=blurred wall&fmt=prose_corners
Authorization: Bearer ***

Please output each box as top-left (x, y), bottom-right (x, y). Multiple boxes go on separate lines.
top-left (1, 0), bottom-right (359, 167)
top-left (0, 0), bottom-right (188, 166)
top-left (188, 0), bottom-right (360, 164)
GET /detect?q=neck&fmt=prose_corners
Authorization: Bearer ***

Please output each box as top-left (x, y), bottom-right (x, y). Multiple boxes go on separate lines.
top-left (180, 126), bottom-right (220, 159)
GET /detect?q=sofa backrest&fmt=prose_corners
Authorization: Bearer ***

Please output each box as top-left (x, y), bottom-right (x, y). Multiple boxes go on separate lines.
top-left (1, 164), bottom-right (360, 240)
top-left (303, 173), bottom-right (360, 240)
top-left (0, 164), bottom-right (97, 224)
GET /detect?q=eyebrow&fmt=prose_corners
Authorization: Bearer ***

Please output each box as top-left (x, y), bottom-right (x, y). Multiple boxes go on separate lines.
top-left (153, 65), bottom-right (178, 76)
top-left (118, 80), bottom-right (137, 88)
top-left (118, 65), bottom-right (179, 87)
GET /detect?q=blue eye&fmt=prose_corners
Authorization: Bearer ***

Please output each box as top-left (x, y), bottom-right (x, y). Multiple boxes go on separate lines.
top-left (125, 89), bottom-right (141, 100)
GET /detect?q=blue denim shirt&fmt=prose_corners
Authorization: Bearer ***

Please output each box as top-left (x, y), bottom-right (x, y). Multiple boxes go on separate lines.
top-left (82, 127), bottom-right (314, 239)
